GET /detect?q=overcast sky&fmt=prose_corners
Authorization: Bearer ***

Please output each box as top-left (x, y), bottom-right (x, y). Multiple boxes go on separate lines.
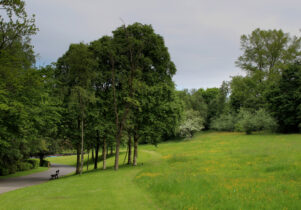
top-left (25, 0), bottom-right (300, 89)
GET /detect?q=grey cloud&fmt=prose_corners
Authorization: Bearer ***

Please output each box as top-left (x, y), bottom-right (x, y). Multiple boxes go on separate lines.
top-left (25, 0), bottom-right (301, 89)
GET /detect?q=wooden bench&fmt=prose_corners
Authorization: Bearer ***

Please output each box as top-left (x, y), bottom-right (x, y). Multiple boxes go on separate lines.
top-left (50, 170), bottom-right (59, 180)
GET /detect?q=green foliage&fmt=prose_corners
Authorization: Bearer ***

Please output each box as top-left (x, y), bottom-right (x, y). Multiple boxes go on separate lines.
top-left (236, 28), bottom-right (301, 77)
top-left (0, 159), bottom-right (39, 176)
top-left (0, 0), bottom-right (38, 67)
top-left (229, 28), bottom-right (300, 133)
top-left (0, 1), bottom-right (64, 174)
top-left (177, 84), bottom-right (229, 131)
top-left (235, 109), bottom-right (277, 134)
top-left (265, 63), bottom-right (301, 133)
top-left (17, 162), bottom-right (32, 171)
top-left (230, 74), bottom-right (265, 111)
top-left (27, 159), bottom-right (39, 169)
top-left (210, 112), bottom-right (237, 131)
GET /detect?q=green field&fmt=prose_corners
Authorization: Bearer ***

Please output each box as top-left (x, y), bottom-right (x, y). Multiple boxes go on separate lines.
top-left (0, 132), bottom-right (300, 209)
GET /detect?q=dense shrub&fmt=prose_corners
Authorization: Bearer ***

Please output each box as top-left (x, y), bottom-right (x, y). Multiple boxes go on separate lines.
top-left (210, 113), bottom-right (237, 131)
top-left (27, 159), bottom-right (39, 169)
top-left (0, 168), bottom-right (10, 176)
top-left (17, 162), bottom-right (32, 171)
top-left (0, 159), bottom-right (41, 176)
top-left (235, 109), bottom-right (277, 134)
top-left (8, 165), bottom-right (17, 174)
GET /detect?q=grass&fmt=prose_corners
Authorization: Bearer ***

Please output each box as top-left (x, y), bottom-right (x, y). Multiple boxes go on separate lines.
top-left (0, 132), bottom-right (300, 209)
top-left (0, 167), bottom-right (49, 179)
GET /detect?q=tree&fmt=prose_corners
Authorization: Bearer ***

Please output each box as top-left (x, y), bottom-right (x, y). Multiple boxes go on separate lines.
top-left (89, 36), bottom-right (116, 170)
top-left (236, 28), bottom-right (301, 78)
top-left (178, 109), bottom-right (204, 138)
top-left (0, 0), bottom-right (37, 56)
top-left (210, 112), bottom-right (236, 131)
top-left (0, 0), bottom-right (42, 175)
top-left (230, 74), bottom-right (265, 111)
top-left (56, 43), bottom-right (96, 174)
top-left (231, 28), bottom-right (301, 133)
top-left (265, 63), bottom-right (301, 133)
top-left (30, 65), bottom-right (63, 166)
top-left (111, 23), bottom-right (178, 167)
top-left (235, 108), bottom-right (277, 134)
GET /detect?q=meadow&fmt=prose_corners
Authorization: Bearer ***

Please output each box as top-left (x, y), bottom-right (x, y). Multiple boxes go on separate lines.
top-left (0, 132), bottom-right (300, 210)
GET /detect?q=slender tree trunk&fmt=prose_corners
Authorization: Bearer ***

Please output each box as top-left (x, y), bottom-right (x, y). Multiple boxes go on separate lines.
top-left (114, 133), bottom-right (121, 170)
top-left (80, 114), bottom-right (84, 174)
top-left (102, 137), bottom-right (107, 170)
top-left (92, 149), bottom-right (94, 162)
top-left (76, 144), bottom-right (80, 174)
top-left (87, 149), bottom-right (89, 171)
top-left (133, 134), bottom-right (138, 166)
top-left (94, 130), bottom-right (100, 169)
top-left (128, 135), bottom-right (132, 165)
top-left (114, 114), bottom-right (130, 170)
top-left (110, 145), bottom-right (113, 155)
top-left (111, 55), bottom-right (131, 171)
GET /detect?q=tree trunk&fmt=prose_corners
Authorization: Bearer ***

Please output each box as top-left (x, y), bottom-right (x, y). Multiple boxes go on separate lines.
top-left (92, 149), bottom-right (94, 162)
top-left (76, 144), bottom-right (80, 174)
top-left (102, 137), bottom-right (107, 170)
top-left (39, 153), bottom-right (44, 167)
top-left (110, 145), bottom-right (113, 155)
top-left (128, 135), bottom-right (132, 165)
top-left (111, 55), bottom-right (131, 171)
top-left (87, 149), bottom-right (89, 171)
top-left (80, 114), bottom-right (84, 174)
top-left (114, 134), bottom-right (121, 170)
top-left (94, 130), bottom-right (100, 169)
top-left (133, 134), bottom-right (138, 166)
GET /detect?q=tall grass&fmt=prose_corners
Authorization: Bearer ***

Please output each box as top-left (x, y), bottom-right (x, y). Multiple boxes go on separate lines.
top-left (0, 132), bottom-right (300, 209)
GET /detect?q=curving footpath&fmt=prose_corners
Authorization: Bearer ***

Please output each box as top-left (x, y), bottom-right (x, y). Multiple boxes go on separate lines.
top-left (0, 164), bottom-right (75, 194)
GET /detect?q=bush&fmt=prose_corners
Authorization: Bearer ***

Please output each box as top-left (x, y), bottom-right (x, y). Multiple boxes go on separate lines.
top-left (8, 165), bottom-right (17, 174)
top-left (210, 113), bottom-right (237, 131)
top-left (0, 168), bottom-right (10, 176)
top-left (17, 162), bottom-right (32, 171)
top-left (235, 108), bottom-right (277, 134)
top-left (178, 109), bottom-right (204, 137)
top-left (27, 159), bottom-right (39, 169)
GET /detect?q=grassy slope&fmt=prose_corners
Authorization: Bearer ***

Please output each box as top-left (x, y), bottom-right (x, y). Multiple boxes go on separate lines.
top-left (0, 132), bottom-right (300, 210)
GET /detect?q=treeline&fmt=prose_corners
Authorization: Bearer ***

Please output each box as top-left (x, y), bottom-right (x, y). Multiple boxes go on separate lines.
top-left (178, 29), bottom-right (301, 135)
top-left (54, 24), bottom-right (181, 174)
top-left (0, 1), bottom-right (181, 175)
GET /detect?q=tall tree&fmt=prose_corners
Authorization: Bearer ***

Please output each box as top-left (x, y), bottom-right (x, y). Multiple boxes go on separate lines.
top-left (0, 0), bottom-right (41, 175)
top-left (236, 28), bottom-right (301, 78)
top-left (89, 36), bottom-right (117, 170)
top-left (265, 63), bottom-right (301, 133)
top-left (56, 43), bottom-right (96, 174)
top-left (231, 29), bottom-right (300, 112)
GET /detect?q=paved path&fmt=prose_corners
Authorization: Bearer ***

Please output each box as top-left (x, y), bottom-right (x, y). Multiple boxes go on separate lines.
top-left (0, 164), bottom-right (75, 194)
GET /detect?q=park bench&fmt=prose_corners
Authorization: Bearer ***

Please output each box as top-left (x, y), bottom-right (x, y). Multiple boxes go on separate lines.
top-left (50, 170), bottom-right (59, 180)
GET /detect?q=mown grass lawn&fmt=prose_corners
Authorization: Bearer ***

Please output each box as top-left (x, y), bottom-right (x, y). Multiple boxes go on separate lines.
top-left (0, 132), bottom-right (300, 210)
